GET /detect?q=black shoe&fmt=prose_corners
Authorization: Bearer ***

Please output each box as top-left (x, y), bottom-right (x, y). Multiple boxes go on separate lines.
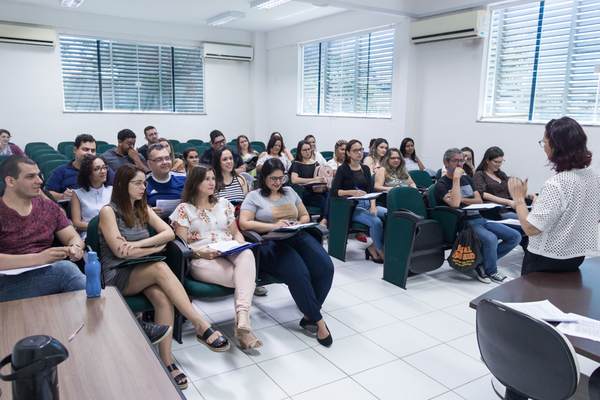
top-left (365, 248), bottom-right (383, 264)
top-left (317, 325), bottom-right (333, 347)
top-left (139, 320), bottom-right (172, 345)
top-left (299, 317), bottom-right (319, 334)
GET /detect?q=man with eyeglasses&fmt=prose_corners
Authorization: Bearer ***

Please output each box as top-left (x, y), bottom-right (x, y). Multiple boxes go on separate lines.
top-left (200, 130), bottom-right (246, 174)
top-left (435, 148), bottom-right (520, 285)
top-left (145, 143), bottom-right (186, 217)
top-left (138, 125), bottom-right (159, 160)
top-left (46, 134), bottom-right (115, 201)
top-left (103, 129), bottom-right (149, 173)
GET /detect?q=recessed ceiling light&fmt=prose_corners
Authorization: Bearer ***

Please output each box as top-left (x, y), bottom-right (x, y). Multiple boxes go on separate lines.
top-left (207, 11), bottom-right (246, 26)
top-left (60, 0), bottom-right (85, 8)
top-left (250, 0), bottom-right (291, 10)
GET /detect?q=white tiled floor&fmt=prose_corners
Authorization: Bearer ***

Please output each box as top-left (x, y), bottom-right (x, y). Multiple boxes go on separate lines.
top-left (168, 238), bottom-right (598, 399)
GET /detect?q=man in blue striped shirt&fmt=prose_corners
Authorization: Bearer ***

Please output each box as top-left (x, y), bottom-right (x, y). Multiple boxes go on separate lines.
top-left (145, 143), bottom-right (186, 217)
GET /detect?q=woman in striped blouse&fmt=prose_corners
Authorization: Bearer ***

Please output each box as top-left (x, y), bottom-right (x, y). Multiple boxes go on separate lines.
top-left (212, 146), bottom-right (248, 203)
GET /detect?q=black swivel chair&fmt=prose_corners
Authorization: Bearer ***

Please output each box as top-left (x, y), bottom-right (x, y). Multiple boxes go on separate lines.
top-left (476, 299), bottom-right (580, 400)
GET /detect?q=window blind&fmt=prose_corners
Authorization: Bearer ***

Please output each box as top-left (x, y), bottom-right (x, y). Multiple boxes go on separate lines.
top-left (59, 36), bottom-right (205, 113)
top-left (301, 28), bottom-right (395, 117)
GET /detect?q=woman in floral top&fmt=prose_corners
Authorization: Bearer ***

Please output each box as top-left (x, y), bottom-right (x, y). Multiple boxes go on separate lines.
top-left (170, 164), bottom-right (262, 350)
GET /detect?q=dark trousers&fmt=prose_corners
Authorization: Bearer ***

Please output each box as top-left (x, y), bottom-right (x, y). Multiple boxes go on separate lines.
top-left (259, 230), bottom-right (334, 322)
top-left (521, 250), bottom-right (585, 276)
top-left (303, 190), bottom-right (330, 220)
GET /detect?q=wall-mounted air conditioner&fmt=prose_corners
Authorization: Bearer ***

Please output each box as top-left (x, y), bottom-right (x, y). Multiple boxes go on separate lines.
top-left (0, 23), bottom-right (56, 47)
top-left (200, 42), bottom-right (253, 62)
top-left (410, 10), bottom-right (488, 44)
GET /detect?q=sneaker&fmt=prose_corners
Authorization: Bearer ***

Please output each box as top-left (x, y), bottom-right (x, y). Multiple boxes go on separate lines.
top-left (139, 320), bottom-right (172, 345)
top-left (490, 272), bottom-right (511, 284)
top-left (254, 286), bottom-right (268, 296)
top-left (474, 265), bottom-right (491, 284)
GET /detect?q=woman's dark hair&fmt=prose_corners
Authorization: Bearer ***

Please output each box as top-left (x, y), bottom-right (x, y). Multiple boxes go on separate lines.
top-left (78, 154), bottom-right (110, 191)
top-left (369, 138), bottom-right (389, 160)
top-left (257, 158), bottom-right (286, 197)
top-left (236, 135), bottom-right (255, 155)
top-left (212, 146), bottom-right (239, 193)
top-left (266, 136), bottom-right (283, 157)
top-left (183, 147), bottom-right (199, 172)
top-left (294, 140), bottom-right (312, 162)
top-left (110, 163), bottom-right (148, 228)
top-left (344, 139), bottom-right (363, 164)
top-left (181, 164), bottom-right (217, 207)
top-left (461, 146), bottom-right (475, 177)
top-left (545, 117), bottom-right (592, 173)
top-left (476, 146), bottom-right (508, 180)
top-left (270, 132), bottom-right (287, 150)
top-left (400, 138), bottom-right (417, 162)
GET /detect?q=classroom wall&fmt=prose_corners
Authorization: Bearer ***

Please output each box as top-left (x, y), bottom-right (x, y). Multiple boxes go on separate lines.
top-left (0, 2), bottom-right (258, 149)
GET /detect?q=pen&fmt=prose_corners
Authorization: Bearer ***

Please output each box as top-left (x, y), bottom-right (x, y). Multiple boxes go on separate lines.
top-left (68, 323), bottom-right (85, 342)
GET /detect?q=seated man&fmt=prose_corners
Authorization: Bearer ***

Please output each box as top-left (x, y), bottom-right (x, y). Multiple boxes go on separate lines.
top-left (0, 155), bottom-right (86, 302)
top-left (146, 143), bottom-right (186, 217)
top-left (435, 148), bottom-right (520, 284)
top-left (46, 133), bottom-right (115, 200)
top-left (200, 130), bottom-right (246, 174)
top-left (138, 125), bottom-right (159, 160)
top-left (103, 129), bottom-right (149, 173)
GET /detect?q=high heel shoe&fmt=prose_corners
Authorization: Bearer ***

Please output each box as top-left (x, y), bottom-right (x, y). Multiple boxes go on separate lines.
top-left (355, 233), bottom-right (367, 243)
top-left (317, 325), bottom-right (333, 347)
top-left (238, 332), bottom-right (263, 350)
top-left (235, 310), bottom-right (252, 335)
top-left (365, 248), bottom-right (383, 264)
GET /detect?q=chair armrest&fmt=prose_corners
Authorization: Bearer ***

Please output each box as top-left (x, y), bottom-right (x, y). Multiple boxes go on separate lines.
top-left (165, 235), bottom-right (193, 281)
top-left (241, 230), bottom-right (268, 245)
top-left (305, 224), bottom-right (329, 244)
top-left (431, 205), bottom-right (465, 217)
top-left (391, 209), bottom-right (425, 224)
top-left (333, 196), bottom-right (358, 206)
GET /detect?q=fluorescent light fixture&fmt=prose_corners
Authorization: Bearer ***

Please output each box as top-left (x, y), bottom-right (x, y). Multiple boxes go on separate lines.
top-left (207, 11), bottom-right (245, 26)
top-left (251, 0), bottom-right (291, 10)
top-left (60, 0), bottom-right (85, 8)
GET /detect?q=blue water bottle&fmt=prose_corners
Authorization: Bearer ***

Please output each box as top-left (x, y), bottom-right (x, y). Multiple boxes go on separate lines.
top-left (85, 251), bottom-right (101, 297)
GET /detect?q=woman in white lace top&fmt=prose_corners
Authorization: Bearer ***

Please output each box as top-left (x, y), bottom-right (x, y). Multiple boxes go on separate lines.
top-left (509, 117), bottom-right (600, 275)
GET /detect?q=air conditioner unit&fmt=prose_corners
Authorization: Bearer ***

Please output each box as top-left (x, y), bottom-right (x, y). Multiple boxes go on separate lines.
top-left (200, 42), bottom-right (253, 62)
top-left (410, 10), bottom-right (488, 44)
top-left (0, 23), bottom-right (56, 47)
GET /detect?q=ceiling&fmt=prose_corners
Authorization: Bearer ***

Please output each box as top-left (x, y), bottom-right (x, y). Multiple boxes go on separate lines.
top-left (2, 0), bottom-right (505, 32)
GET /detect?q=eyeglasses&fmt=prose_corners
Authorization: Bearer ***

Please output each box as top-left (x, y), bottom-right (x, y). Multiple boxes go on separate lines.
top-left (301, 148), bottom-right (312, 153)
top-left (93, 165), bottom-right (108, 172)
top-left (351, 148), bottom-right (365, 154)
top-left (148, 157), bottom-right (172, 164)
top-left (214, 139), bottom-right (226, 146)
top-left (539, 140), bottom-right (548, 148)
top-left (130, 180), bottom-right (148, 187)
top-left (268, 175), bottom-right (288, 184)
top-left (491, 159), bottom-right (505, 165)
top-left (449, 158), bottom-right (464, 164)
top-left (389, 157), bottom-right (401, 161)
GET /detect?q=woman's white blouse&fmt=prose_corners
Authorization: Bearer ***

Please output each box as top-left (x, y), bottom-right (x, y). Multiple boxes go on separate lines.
top-left (73, 185), bottom-right (113, 240)
top-left (257, 154), bottom-right (292, 173)
top-left (404, 157), bottom-right (420, 171)
top-left (527, 168), bottom-right (600, 259)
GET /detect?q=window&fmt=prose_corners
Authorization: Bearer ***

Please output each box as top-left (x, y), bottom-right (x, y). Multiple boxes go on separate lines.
top-left (59, 36), bottom-right (205, 113)
top-left (482, 0), bottom-right (600, 124)
top-left (301, 28), bottom-right (395, 117)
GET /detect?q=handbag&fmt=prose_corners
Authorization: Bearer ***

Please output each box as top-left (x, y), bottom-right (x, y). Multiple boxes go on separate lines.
top-left (447, 226), bottom-right (483, 274)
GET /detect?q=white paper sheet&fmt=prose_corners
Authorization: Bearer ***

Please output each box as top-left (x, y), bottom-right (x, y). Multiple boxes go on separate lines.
top-left (156, 199), bottom-right (181, 215)
top-left (500, 300), bottom-right (577, 322)
top-left (348, 192), bottom-right (382, 200)
top-left (489, 218), bottom-right (521, 226)
top-left (271, 222), bottom-right (318, 232)
top-left (0, 264), bottom-right (51, 276)
top-left (463, 202), bottom-right (503, 210)
top-left (558, 314), bottom-right (600, 342)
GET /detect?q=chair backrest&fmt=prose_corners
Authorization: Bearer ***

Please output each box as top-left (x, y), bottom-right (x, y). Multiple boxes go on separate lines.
top-left (291, 148), bottom-right (297, 156)
top-left (250, 141), bottom-right (265, 153)
top-left (409, 170), bottom-right (433, 188)
top-left (64, 144), bottom-right (75, 160)
top-left (187, 139), bottom-right (204, 146)
top-left (96, 140), bottom-right (109, 147)
top-left (0, 154), bottom-right (11, 166)
top-left (195, 145), bottom-right (209, 155)
top-left (427, 183), bottom-right (438, 207)
top-left (97, 144), bottom-right (115, 154)
top-left (41, 159), bottom-right (68, 180)
top-left (30, 146), bottom-right (58, 160)
top-left (168, 139), bottom-right (180, 147)
top-left (436, 169), bottom-right (442, 179)
top-left (25, 142), bottom-right (52, 155)
top-left (476, 299), bottom-right (579, 400)
top-left (36, 154), bottom-right (68, 169)
top-left (176, 142), bottom-right (195, 154)
top-left (57, 141), bottom-right (74, 154)
top-left (321, 151), bottom-right (334, 159)
top-left (387, 186), bottom-right (427, 218)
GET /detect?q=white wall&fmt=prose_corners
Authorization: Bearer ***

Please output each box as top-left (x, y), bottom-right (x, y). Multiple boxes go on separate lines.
top-left (0, 2), bottom-right (257, 149)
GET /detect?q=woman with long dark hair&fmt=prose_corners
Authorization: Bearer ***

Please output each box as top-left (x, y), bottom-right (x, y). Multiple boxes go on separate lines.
top-left (461, 146), bottom-right (475, 178)
top-left (509, 117), bottom-right (600, 275)
top-left (212, 146), bottom-right (248, 203)
top-left (98, 164), bottom-right (230, 390)
top-left (183, 147), bottom-right (200, 175)
top-left (256, 135), bottom-right (292, 174)
top-left (237, 135), bottom-right (259, 178)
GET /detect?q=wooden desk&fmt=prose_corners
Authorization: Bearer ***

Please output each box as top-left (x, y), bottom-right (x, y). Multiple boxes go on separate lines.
top-left (470, 258), bottom-right (600, 363)
top-left (0, 287), bottom-right (183, 400)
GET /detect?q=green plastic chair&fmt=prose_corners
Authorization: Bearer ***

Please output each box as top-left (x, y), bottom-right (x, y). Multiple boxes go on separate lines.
top-left (321, 151), bottom-right (334, 159)
top-left (25, 142), bottom-right (52, 156)
top-left (195, 146), bottom-right (209, 155)
top-left (97, 144), bottom-right (115, 154)
top-left (427, 183), bottom-right (465, 245)
top-left (63, 145), bottom-right (76, 160)
top-left (41, 159), bottom-right (68, 181)
top-left (96, 140), bottom-right (109, 147)
top-left (383, 187), bottom-right (446, 289)
top-left (328, 197), bottom-right (369, 261)
top-left (27, 144), bottom-right (54, 158)
top-left (250, 141), bottom-right (265, 153)
top-left (176, 142), bottom-right (196, 154)
top-left (291, 148), bottom-right (297, 157)
top-left (291, 185), bottom-right (324, 219)
top-left (36, 154), bottom-right (68, 170)
top-left (409, 170), bottom-right (433, 189)
top-left (187, 139), bottom-right (204, 146)
top-left (57, 141), bottom-right (74, 154)
top-left (168, 139), bottom-right (181, 148)
top-left (0, 154), bottom-right (11, 166)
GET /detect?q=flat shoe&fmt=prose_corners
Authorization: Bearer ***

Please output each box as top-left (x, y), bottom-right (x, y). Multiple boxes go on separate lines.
top-left (317, 325), bottom-right (333, 347)
top-left (197, 326), bottom-right (230, 352)
top-left (299, 318), bottom-right (318, 334)
top-left (166, 363), bottom-right (188, 390)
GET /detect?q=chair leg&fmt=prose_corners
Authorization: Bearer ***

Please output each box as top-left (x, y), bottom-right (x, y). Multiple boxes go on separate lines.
top-left (491, 377), bottom-right (528, 400)
top-left (173, 308), bottom-right (183, 344)
top-left (589, 366), bottom-right (600, 400)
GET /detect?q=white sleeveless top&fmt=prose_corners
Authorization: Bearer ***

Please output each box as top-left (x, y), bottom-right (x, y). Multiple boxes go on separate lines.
top-left (73, 185), bottom-right (113, 240)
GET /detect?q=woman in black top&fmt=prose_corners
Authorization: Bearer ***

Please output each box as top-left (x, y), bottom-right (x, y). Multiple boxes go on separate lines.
top-left (290, 140), bottom-right (330, 227)
top-left (331, 139), bottom-right (386, 263)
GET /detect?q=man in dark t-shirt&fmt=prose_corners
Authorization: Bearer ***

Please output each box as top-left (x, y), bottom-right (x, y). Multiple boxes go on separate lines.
top-left (435, 148), bottom-right (520, 285)
top-left (200, 130), bottom-right (246, 174)
top-left (0, 155), bottom-right (86, 302)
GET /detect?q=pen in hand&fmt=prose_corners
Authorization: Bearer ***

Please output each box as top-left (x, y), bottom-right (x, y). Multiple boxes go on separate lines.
top-left (68, 323), bottom-right (85, 342)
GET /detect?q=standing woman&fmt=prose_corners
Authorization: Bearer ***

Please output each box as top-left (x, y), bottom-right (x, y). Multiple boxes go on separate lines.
top-left (461, 147), bottom-right (476, 178)
top-left (71, 154), bottom-right (112, 240)
top-left (509, 117), bottom-right (600, 276)
top-left (212, 146), bottom-right (248, 203)
top-left (171, 165), bottom-right (262, 350)
top-left (327, 139), bottom-right (347, 177)
top-left (363, 138), bottom-right (388, 175)
top-left (290, 140), bottom-right (330, 228)
top-left (157, 137), bottom-right (185, 172)
top-left (183, 147), bottom-right (200, 175)
top-left (237, 135), bottom-right (259, 178)
top-left (0, 129), bottom-right (24, 156)
top-left (239, 158), bottom-right (334, 347)
top-left (374, 148), bottom-right (416, 192)
top-left (332, 139), bottom-right (386, 263)
top-left (98, 164), bottom-right (231, 390)
top-left (256, 136), bottom-right (292, 174)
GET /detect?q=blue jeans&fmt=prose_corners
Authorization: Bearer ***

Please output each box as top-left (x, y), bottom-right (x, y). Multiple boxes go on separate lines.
top-left (467, 217), bottom-right (521, 275)
top-left (259, 230), bottom-right (334, 322)
top-left (353, 200), bottom-right (386, 251)
top-left (0, 260), bottom-right (86, 302)
top-left (303, 190), bottom-right (330, 220)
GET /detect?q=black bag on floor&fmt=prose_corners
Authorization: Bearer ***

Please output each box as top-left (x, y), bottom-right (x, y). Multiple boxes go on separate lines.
top-left (447, 226), bottom-right (483, 274)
